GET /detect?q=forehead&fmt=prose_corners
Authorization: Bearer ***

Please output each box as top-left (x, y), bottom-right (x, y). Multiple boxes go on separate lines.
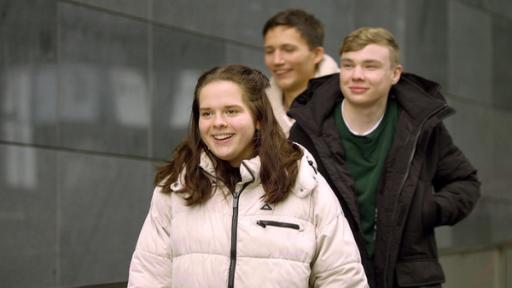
top-left (341, 44), bottom-right (392, 63)
top-left (264, 26), bottom-right (308, 46)
top-left (198, 80), bottom-right (246, 107)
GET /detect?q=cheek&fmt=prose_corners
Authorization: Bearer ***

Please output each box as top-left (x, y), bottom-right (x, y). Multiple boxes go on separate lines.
top-left (294, 54), bottom-right (312, 68)
top-left (340, 75), bottom-right (350, 88)
top-left (198, 121), bottom-right (209, 138)
top-left (264, 55), bottom-right (273, 67)
top-left (237, 119), bottom-right (257, 139)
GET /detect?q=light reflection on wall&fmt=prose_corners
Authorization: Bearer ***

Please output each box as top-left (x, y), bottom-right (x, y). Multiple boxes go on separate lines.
top-left (170, 69), bottom-right (200, 129)
top-left (2, 67), bottom-right (37, 189)
top-left (59, 63), bottom-right (149, 127)
top-left (110, 67), bottom-right (148, 128)
top-left (60, 63), bottom-right (101, 122)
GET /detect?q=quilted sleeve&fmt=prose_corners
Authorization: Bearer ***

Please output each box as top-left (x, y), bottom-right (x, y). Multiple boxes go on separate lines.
top-left (128, 187), bottom-right (173, 288)
top-left (310, 175), bottom-right (369, 288)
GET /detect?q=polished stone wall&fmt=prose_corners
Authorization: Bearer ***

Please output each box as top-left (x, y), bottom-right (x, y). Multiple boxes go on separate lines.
top-left (1, 0), bottom-right (511, 287)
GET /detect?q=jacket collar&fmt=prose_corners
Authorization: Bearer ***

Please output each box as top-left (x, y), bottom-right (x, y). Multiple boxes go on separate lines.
top-left (289, 72), bottom-right (455, 132)
top-left (288, 73), bottom-right (341, 134)
top-left (391, 73), bottom-right (454, 126)
top-left (198, 152), bottom-right (259, 185)
top-left (171, 147), bottom-right (319, 198)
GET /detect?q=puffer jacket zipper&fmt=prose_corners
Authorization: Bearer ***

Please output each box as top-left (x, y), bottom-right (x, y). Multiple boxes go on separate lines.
top-left (227, 171), bottom-right (253, 288)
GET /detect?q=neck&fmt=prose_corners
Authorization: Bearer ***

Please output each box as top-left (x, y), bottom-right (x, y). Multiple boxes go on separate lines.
top-left (342, 97), bottom-right (388, 135)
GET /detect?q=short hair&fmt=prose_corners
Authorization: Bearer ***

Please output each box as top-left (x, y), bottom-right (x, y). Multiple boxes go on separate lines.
top-left (262, 9), bottom-right (324, 49)
top-left (339, 27), bottom-right (401, 66)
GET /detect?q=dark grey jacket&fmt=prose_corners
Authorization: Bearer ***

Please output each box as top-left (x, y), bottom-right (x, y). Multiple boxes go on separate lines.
top-left (288, 73), bottom-right (481, 288)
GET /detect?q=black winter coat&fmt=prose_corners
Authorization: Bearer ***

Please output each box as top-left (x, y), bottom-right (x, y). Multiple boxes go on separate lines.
top-left (288, 73), bottom-right (480, 288)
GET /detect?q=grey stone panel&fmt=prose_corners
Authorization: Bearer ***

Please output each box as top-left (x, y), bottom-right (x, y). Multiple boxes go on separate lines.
top-left (224, 44), bottom-right (266, 74)
top-left (437, 97), bottom-right (512, 249)
top-left (485, 0), bottom-right (512, 19)
top-left (457, 0), bottom-right (512, 19)
top-left (353, 0), bottom-right (407, 39)
top-left (58, 151), bottom-right (153, 286)
top-left (404, 0), bottom-right (449, 87)
top-left (153, 0), bottom-right (269, 47)
top-left (0, 144), bottom-right (57, 287)
top-left (152, 0), bottom-right (353, 55)
top-left (446, 97), bottom-right (511, 200)
top-left (447, 1), bottom-right (493, 104)
top-left (439, 250), bottom-right (501, 287)
top-left (0, 0), bottom-right (58, 146)
top-left (58, 2), bottom-right (150, 157)
top-left (66, 0), bottom-right (151, 20)
top-left (492, 16), bottom-right (512, 111)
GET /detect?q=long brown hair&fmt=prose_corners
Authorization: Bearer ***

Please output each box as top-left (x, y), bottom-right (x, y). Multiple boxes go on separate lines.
top-left (155, 64), bottom-right (303, 205)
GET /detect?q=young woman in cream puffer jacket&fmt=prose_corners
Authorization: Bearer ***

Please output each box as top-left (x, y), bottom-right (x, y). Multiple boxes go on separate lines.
top-left (129, 150), bottom-right (367, 288)
top-left (128, 64), bottom-right (367, 287)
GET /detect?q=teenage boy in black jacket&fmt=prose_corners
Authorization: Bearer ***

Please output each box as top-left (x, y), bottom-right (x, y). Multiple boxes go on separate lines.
top-left (288, 27), bottom-right (480, 288)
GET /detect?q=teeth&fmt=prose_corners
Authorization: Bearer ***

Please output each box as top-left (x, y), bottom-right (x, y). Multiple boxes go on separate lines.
top-left (213, 134), bottom-right (233, 140)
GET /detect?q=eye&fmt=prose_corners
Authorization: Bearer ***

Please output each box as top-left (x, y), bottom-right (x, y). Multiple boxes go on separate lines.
top-left (264, 48), bottom-right (274, 55)
top-left (226, 108), bottom-right (239, 115)
top-left (200, 111), bottom-right (212, 118)
top-left (282, 46), bottom-right (296, 53)
top-left (341, 63), bottom-right (354, 69)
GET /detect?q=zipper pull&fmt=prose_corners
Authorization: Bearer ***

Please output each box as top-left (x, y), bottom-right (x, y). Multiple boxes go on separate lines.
top-left (308, 160), bottom-right (318, 174)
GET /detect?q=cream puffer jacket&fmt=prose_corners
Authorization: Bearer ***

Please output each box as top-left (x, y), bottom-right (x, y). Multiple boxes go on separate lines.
top-left (128, 148), bottom-right (368, 288)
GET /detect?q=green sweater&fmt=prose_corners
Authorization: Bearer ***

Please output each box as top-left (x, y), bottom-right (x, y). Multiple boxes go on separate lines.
top-left (333, 99), bottom-right (399, 256)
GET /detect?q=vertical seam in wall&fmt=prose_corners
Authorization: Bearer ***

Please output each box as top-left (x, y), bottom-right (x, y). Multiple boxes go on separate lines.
top-left (447, 0), bottom-right (452, 95)
top-left (147, 0), bottom-right (154, 160)
top-left (55, 1), bottom-right (61, 285)
top-left (499, 246), bottom-right (506, 288)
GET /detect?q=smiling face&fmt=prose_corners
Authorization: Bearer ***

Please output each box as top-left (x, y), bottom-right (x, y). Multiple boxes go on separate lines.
top-left (198, 80), bottom-right (259, 167)
top-left (340, 44), bottom-right (402, 109)
top-left (264, 26), bottom-right (323, 99)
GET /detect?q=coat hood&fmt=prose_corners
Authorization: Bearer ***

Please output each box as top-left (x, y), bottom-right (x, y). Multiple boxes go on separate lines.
top-left (289, 72), bottom-right (455, 133)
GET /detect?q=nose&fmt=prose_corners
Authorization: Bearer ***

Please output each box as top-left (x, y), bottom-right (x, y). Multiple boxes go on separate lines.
top-left (212, 113), bottom-right (227, 127)
top-left (271, 50), bottom-right (285, 65)
top-left (352, 65), bottom-right (364, 80)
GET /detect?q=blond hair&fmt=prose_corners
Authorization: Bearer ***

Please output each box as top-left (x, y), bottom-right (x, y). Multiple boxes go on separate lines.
top-left (339, 27), bottom-right (400, 66)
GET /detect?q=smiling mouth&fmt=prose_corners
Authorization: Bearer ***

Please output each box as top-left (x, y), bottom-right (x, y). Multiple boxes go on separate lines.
top-left (349, 87), bottom-right (368, 93)
top-left (274, 69), bottom-right (291, 77)
top-left (212, 133), bottom-right (234, 141)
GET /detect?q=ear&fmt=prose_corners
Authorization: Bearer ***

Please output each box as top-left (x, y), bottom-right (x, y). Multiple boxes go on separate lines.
top-left (255, 121), bottom-right (261, 130)
top-left (312, 46), bottom-right (324, 65)
top-left (391, 64), bottom-right (403, 84)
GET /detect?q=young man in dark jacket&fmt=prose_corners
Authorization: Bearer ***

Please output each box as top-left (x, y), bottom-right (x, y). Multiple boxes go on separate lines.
top-left (288, 27), bottom-right (481, 288)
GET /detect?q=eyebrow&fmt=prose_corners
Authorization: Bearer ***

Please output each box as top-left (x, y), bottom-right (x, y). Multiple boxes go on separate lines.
top-left (341, 58), bottom-right (382, 65)
top-left (199, 105), bottom-right (242, 110)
